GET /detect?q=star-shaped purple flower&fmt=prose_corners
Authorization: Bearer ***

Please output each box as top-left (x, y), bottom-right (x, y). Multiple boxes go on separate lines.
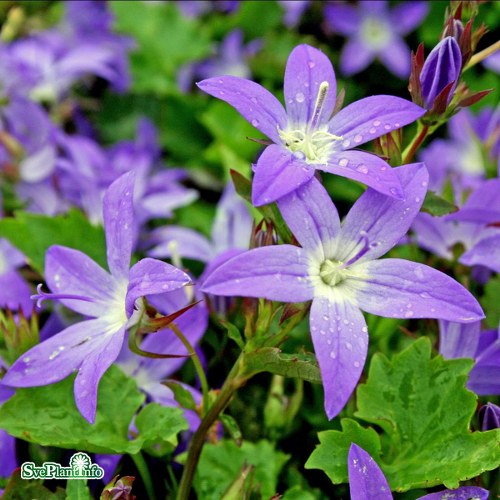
top-left (197, 44), bottom-right (426, 206)
top-left (1, 171), bottom-right (191, 423)
top-left (201, 164), bottom-right (484, 418)
top-left (348, 443), bottom-right (489, 500)
top-left (325, 1), bottom-right (428, 78)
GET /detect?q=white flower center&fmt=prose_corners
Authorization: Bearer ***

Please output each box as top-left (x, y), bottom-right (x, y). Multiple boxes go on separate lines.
top-left (278, 81), bottom-right (343, 164)
top-left (360, 17), bottom-right (391, 50)
top-left (319, 259), bottom-right (347, 287)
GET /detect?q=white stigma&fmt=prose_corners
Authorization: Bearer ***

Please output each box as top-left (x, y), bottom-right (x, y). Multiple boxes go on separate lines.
top-left (319, 259), bottom-right (346, 287)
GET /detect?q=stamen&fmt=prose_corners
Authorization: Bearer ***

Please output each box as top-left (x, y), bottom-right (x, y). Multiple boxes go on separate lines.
top-left (31, 283), bottom-right (96, 309)
top-left (310, 81), bottom-right (329, 130)
top-left (340, 232), bottom-right (378, 269)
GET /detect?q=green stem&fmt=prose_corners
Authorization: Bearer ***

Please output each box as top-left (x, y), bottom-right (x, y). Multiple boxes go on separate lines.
top-left (402, 123), bottom-right (430, 164)
top-left (176, 355), bottom-right (247, 500)
top-left (463, 40), bottom-right (500, 72)
top-left (170, 323), bottom-right (210, 417)
top-left (130, 452), bottom-right (155, 499)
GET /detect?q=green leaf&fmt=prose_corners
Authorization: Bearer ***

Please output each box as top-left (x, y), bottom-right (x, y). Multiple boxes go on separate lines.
top-left (2, 470), bottom-right (66, 499)
top-left (0, 366), bottom-right (187, 454)
top-left (65, 480), bottom-right (91, 500)
top-left (480, 275), bottom-right (500, 328)
top-left (111, 1), bottom-right (211, 95)
top-left (0, 209), bottom-right (106, 274)
top-left (220, 320), bottom-right (245, 350)
top-left (305, 419), bottom-right (382, 483)
top-left (219, 414), bottom-right (243, 446)
top-left (163, 381), bottom-right (197, 411)
top-left (306, 338), bottom-right (500, 491)
top-left (421, 191), bottom-right (458, 217)
top-left (242, 348), bottom-right (322, 384)
top-left (191, 440), bottom-right (289, 500)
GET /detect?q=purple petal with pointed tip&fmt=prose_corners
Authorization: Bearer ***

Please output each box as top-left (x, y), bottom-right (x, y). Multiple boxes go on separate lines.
top-left (103, 171), bottom-right (136, 279)
top-left (390, 1), bottom-right (428, 35)
top-left (348, 259), bottom-right (484, 323)
top-left (439, 320), bottom-right (481, 359)
top-left (45, 246), bottom-right (119, 318)
top-left (0, 270), bottom-right (32, 314)
top-left (94, 454), bottom-right (122, 484)
top-left (323, 151), bottom-right (404, 200)
top-left (0, 430), bottom-right (17, 477)
top-left (310, 296), bottom-right (368, 419)
top-left (2, 318), bottom-right (114, 389)
top-left (328, 96), bottom-right (425, 147)
top-left (378, 37), bottom-right (411, 79)
top-left (75, 327), bottom-right (126, 423)
top-left (201, 245), bottom-right (314, 302)
top-left (252, 145), bottom-right (315, 206)
top-left (284, 44), bottom-right (337, 128)
top-left (324, 4), bottom-right (360, 36)
top-left (126, 258), bottom-right (191, 317)
top-left (335, 163), bottom-right (428, 263)
top-left (196, 76), bottom-right (287, 144)
top-left (277, 177), bottom-right (340, 257)
top-left (418, 487), bottom-right (489, 500)
top-left (460, 234), bottom-right (500, 273)
top-left (348, 444), bottom-right (392, 500)
top-left (469, 330), bottom-right (500, 395)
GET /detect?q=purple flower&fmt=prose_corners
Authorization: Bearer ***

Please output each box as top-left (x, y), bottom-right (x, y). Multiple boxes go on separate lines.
top-left (1, 172), bottom-right (191, 423)
top-left (479, 403), bottom-right (500, 431)
top-left (0, 383), bottom-right (16, 478)
top-left (325, 1), bottom-right (428, 78)
top-left (348, 443), bottom-right (489, 500)
top-left (201, 164), bottom-right (484, 418)
top-left (420, 37), bottom-right (462, 109)
top-left (279, 1), bottom-right (310, 28)
top-left (197, 44), bottom-right (425, 206)
top-left (439, 321), bottom-right (500, 396)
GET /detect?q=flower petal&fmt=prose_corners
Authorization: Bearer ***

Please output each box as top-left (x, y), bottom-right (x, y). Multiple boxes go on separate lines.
top-left (339, 38), bottom-right (375, 76)
top-left (0, 270), bottom-right (32, 314)
top-left (148, 226), bottom-right (213, 262)
top-left (284, 44), bottom-right (337, 128)
top-left (348, 259), bottom-right (484, 323)
top-left (377, 37), bottom-right (411, 79)
top-left (335, 163), bottom-right (428, 263)
top-left (390, 1), bottom-right (428, 35)
top-left (201, 245), bottom-right (314, 302)
top-left (324, 3), bottom-right (360, 36)
top-left (328, 95), bottom-right (425, 147)
top-left (277, 177), bottom-right (340, 258)
top-left (196, 76), bottom-right (287, 144)
top-left (103, 171), bottom-right (136, 279)
top-left (310, 294), bottom-right (368, 419)
top-left (460, 234), bottom-right (500, 273)
top-left (439, 320), bottom-right (481, 359)
top-left (252, 145), bottom-right (315, 206)
top-left (2, 318), bottom-right (111, 388)
top-left (74, 327), bottom-right (126, 423)
top-left (418, 487), bottom-right (489, 500)
top-left (469, 330), bottom-right (500, 396)
top-left (126, 258), bottom-right (191, 316)
top-left (322, 150), bottom-right (404, 200)
top-left (0, 429), bottom-right (17, 477)
top-left (348, 444), bottom-right (392, 500)
top-left (46, 246), bottom-right (119, 317)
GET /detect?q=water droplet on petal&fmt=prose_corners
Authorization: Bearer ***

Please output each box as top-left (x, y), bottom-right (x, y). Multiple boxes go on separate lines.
top-left (345, 342), bottom-right (353, 351)
top-left (23, 356), bottom-right (30, 363)
top-left (339, 158), bottom-right (348, 167)
top-left (369, 127), bottom-right (377, 134)
top-left (419, 292), bottom-right (431, 299)
top-left (405, 310), bottom-right (414, 318)
top-left (395, 122), bottom-right (400, 127)
top-left (422, 181), bottom-right (428, 187)
top-left (320, 330), bottom-right (326, 335)
top-left (218, 79), bottom-right (224, 84)
top-left (330, 351), bottom-right (336, 359)
top-left (361, 326), bottom-right (368, 333)
top-left (384, 124), bottom-right (391, 130)
top-left (251, 97), bottom-right (257, 104)
top-left (415, 197), bottom-right (421, 202)
top-left (343, 319), bottom-right (349, 325)
top-left (295, 92), bottom-right (305, 103)
top-left (354, 361), bottom-right (360, 368)
top-left (354, 134), bottom-right (363, 143)
top-left (219, 91), bottom-right (225, 96)
top-left (293, 150), bottom-right (306, 160)
top-left (356, 164), bottom-right (368, 174)
top-left (308, 60), bottom-right (316, 69)
top-left (251, 119), bottom-right (260, 127)
top-left (342, 139), bottom-right (351, 148)
top-left (373, 120), bottom-right (381, 126)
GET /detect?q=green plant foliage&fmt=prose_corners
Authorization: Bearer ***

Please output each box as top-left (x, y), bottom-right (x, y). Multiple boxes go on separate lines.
top-left (190, 440), bottom-right (289, 500)
top-left (1, 470), bottom-right (66, 499)
top-left (305, 338), bottom-right (500, 491)
top-left (65, 479), bottom-right (91, 500)
top-left (111, 1), bottom-right (211, 95)
top-left (0, 366), bottom-right (187, 454)
top-left (480, 275), bottom-right (500, 328)
top-left (0, 209), bottom-right (106, 275)
top-left (421, 191), bottom-right (458, 216)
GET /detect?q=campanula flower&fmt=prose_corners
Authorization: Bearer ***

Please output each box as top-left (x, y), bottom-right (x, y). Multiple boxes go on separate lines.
top-left (201, 164), bottom-right (484, 418)
top-left (439, 320), bottom-right (500, 396)
top-left (325, 1), bottom-right (428, 78)
top-left (420, 37), bottom-right (462, 110)
top-left (197, 44), bottom-right (425, 206)
top-left (1, 172), bottom-right (191, 423)
top-left (0, 383), bottom-right (16, 478)
top-left (348, 444), bottom-right (489, 500)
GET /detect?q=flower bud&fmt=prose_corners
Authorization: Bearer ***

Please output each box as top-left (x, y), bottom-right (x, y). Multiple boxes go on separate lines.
top-left (420, 37), bottom-right (462, 111)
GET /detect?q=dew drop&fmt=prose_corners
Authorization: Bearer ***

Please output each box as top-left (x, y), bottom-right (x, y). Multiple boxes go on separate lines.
top-left (405, 310), bottom-right (414, 318)
top-left (419, 292), bottom-right (431, 299)
top-left (322, 314), bottom-right (329, 321)
top-left (339, 158), bottom-right (348, 167)
top-left (373, 120), bottom-right (381, 126)
top-left (394, 122), bottom-right (400, 127)
top-left (354, 134), bottom-right (363, 143)
top-left (251, 118), bottom-right (260, 127)
top-left (219, 91), bottom-right (225, 96)
top-left (295, 92), bottom-right (305, 103)
top-left (293, 150), bottom-right (306, 160)
top-left (49, 350), bottom-right (60, 360)
top-left (308, 60), bottom-right (316, 69)
top-left (380, 165), bottom-right (387, 171)
top-left (369, 127), bottom-right (377, 134)
top-left (218, 79), bottom-right (224, 84)
top-left (415, 197), bottom-right (420, 202)
top-left (345, 342), bottom-right (353, 351)
top-left (327, 339), bottom-right (332, 345)
top-left (287, 98), bottom-right (294, 104)
top-left (23, 356), bottom-right (31, 363)
top-left (311, 325), bottom-right (317, 332)
top-left (320, 330), bottom-right (326, 335)
top-left (384, 124), bottom-right (391, 130)
top-left (361, 326), bottom-right (368, 333)
top-left (354, 361), bottom-right (360, 368)
top-left (342, 139), bottom-right (351, 148)
top-left (343, 319), bottom-right (349, 325)
top-left (421, 181), bottom-right (428, 187)
top-left (356, 164), bottom-right (368, 174)
top-left (330, 351), bottom-right (336, 359)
